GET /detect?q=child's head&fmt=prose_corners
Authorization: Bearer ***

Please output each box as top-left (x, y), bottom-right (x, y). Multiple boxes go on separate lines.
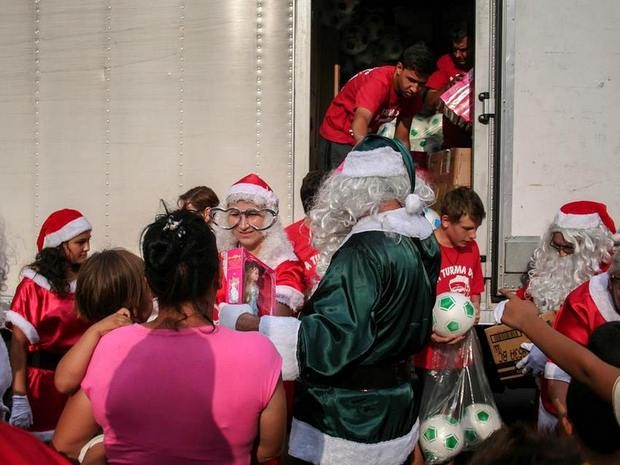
top-left (467, 422), bottom-right (581, 465)
top-left (565, 322), bottom-right (620, 458)
top-left (300, 171), bottom-right (325, 215)
top-left (142, 209), bottom-right (219, 321)
top-left (76, 248), bottom-right (151, 323)
top-left (438, 186), bottom-right (486, 248)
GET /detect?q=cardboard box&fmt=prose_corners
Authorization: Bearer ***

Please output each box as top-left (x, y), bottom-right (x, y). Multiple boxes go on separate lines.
top-left (222, 248), bottom-right (276, 316)
top-left (427, 148), bottom-right (472, 209)
top-left (483, 312), bottom-right (554, 382)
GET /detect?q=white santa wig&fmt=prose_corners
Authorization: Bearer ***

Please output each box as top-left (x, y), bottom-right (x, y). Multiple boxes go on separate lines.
top-left (527, 222), bottom-right (614, 313)
top-left (310, 138), bottom-right (435, 276)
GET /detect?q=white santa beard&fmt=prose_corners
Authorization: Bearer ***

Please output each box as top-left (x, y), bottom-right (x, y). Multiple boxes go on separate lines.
top-left (528, 251), bottom-right (593, 312)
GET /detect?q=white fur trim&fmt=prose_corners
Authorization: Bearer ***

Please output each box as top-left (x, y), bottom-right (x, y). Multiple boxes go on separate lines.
top-left (218, 304), bottom-right (253, 329)
top-left (554, 211), bottom-right (601, 231)
top-left (227, 183), bottom-right (278, 209)
top-left (339, 147), bottom-right (407, 179)
top-left (21, 268), bottom-right (76, 294)
top-left (343, 208), bottom-right (433, 245)
top-left (289, 418), bottom-right (419, 465)
top-left (42, 216), bottom-right (91, 249)
top-left (214, 220), bottom-right (297, 271)
top-left (544, 361), bottom-right (571, 383)
top-left (276, 285), bottom-right (305, 311)
top-left (21, 268), bottom-right (51, 291)
top-left (258, 316), bottom-right (300, 380)
top-left (405, 194), bottom-right (424, 215)
top-left (589, 272), bottom-right (620, 323)
top-left (5, 311), bottom-right (39, 344)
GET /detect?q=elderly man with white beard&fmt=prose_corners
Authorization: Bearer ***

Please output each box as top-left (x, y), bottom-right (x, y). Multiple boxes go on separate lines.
top-left (498, 201), bottom-right (616, 430)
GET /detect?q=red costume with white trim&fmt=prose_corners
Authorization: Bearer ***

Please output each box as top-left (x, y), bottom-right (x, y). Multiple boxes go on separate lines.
top-left (541, 272), bottom-right (620, 414)
top-left (215, 174), bottom-right (306, 312)
top-left (8, 269), bottom-right (90, 433)
top-left (6, 208), bottom-right (92, 435)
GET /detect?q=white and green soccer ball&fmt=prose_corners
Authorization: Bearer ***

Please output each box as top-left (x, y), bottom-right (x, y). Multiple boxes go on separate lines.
top-left (462, 403), bottom-right (502, 445)
top-left (432, 292), bottom-right (476, 337)
top-left (420, 414), bottom-right (464, 463)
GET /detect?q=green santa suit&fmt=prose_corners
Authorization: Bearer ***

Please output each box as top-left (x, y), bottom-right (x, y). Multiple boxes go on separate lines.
top-left (259, 207), bottom-right (440, 465)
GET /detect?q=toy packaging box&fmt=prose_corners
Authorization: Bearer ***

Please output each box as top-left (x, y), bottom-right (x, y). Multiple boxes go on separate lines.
top-left (222, 247), bottom-right (276, 316)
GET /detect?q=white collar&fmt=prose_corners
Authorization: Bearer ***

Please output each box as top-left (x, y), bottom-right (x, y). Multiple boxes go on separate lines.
top-left (343, 208), bottom-right (433, 245)
top-left (589, 272), bottom-right (620, 322)
top-left (22, 268), bottom-right (76, 293)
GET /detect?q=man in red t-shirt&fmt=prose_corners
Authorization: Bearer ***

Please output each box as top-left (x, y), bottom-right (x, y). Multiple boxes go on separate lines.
top-left (285, 171), bottom-right (324, 295)
top-left (425, 22), bottom-right (473, 149)
top-left (414, 186), bottom-right (486, 370)
top-left (319, 42), bottom-right (435, 169)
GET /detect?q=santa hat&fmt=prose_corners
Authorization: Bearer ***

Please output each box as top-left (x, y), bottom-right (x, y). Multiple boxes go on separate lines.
top-left (336, 135), bottom-right (423, 214)
top-left (554, 201), bottom-right (616, 233)
top-left (37, 209), bottom-right (92, 252)
top-left (226, 173), bottom-right (279, 210)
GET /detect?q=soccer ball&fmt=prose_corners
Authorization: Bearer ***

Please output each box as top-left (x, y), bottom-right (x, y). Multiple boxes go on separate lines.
top-left (432, 292), bottom-right (476, 337)
top-left (423, 207), bottom-right (441, 230)
top-left (462, 403), bottom-right (502, 445)
top-left (420, 415), bottom-right (464, 463)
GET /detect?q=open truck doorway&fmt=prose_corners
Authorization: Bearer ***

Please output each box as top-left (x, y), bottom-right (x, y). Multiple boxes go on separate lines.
top-left (308, 0), bottom-right (476, 174)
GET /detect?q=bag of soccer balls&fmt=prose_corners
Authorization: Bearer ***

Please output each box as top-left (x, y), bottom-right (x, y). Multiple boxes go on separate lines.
top-left (418, 300), bottom-right (502, 464)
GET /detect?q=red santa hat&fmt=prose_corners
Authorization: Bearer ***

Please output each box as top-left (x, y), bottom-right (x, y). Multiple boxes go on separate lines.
top-left (225, 173), bottom-right (279, 210)
top-left (554, 201), bottom-right (616, 233)
top-left (37, 209), bottom-right (92, 252)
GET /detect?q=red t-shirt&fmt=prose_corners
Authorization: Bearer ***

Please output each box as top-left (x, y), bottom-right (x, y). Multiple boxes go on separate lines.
top-left (426, 54), bottom-right (468, 90)
top-left (319, 66), bottom-right (422, 145)
top-left (414, 240), bottom-right (484, 369)
top-left (285, 219), bottom-right (319, 293)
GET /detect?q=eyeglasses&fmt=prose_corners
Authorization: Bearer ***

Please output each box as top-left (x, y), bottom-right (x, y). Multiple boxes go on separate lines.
top-left (210, 207), bottom-right (277, 231)
top-left (549, 240), bottom-right (575, 255)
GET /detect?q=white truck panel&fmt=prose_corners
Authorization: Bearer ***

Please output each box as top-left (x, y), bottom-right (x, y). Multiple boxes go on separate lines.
top-left (510, 0), bottom-right (620, 236)
top-left (0, 0), bottom-right (305, 293)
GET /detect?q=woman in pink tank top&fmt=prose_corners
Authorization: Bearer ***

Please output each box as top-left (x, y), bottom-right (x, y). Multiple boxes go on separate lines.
top-left (53, 210), bottom-right (286, 465)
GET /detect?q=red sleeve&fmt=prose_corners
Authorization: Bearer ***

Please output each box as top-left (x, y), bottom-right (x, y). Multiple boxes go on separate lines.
top-left (354, 76), bottom-right (389, 115)
top-left (275, 260), bottom-right (306, 311)
top-left (10, 279), bottom-right (41, 324)
top-left (552, 290), bottom-right (591, 346)
top-left (426, 69), bottom-right (451, 90)
top-left (470, 242), bottom-right (485, 296)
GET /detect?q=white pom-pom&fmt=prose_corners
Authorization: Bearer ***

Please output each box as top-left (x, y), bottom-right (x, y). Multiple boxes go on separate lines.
top-left (405, 193), bottom-right (424, 215)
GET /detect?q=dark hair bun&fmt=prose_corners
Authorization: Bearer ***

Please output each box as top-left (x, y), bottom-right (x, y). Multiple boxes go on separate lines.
top-left (142, 209), bottom-right (219, 308)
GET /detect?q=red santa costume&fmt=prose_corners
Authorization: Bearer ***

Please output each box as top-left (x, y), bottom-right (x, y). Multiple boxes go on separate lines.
top-left (214, 174), bottom-right (305, 315)
top-left (285, 218), bottom-right (319, 295)
top-left (529, 201), bottom-right (616, 430)
top-left (6, 209), bottom-right (92, 440)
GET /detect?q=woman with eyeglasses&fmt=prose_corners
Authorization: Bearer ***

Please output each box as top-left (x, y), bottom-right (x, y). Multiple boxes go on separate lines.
top-left (212, 174), bottom-right (305, 317)
top-left (177, 185), bottom-right (220, 224)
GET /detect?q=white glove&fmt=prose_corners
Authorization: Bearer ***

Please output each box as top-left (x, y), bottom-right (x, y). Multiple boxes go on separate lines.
top-left (493, 300), bottom-right (507, 324)
top-left (219, 304), bottom-right (253, 330)
top-left (9, 394), bottom-right (33, 428)
top-left (516, 343), bottom-right (546, 377)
